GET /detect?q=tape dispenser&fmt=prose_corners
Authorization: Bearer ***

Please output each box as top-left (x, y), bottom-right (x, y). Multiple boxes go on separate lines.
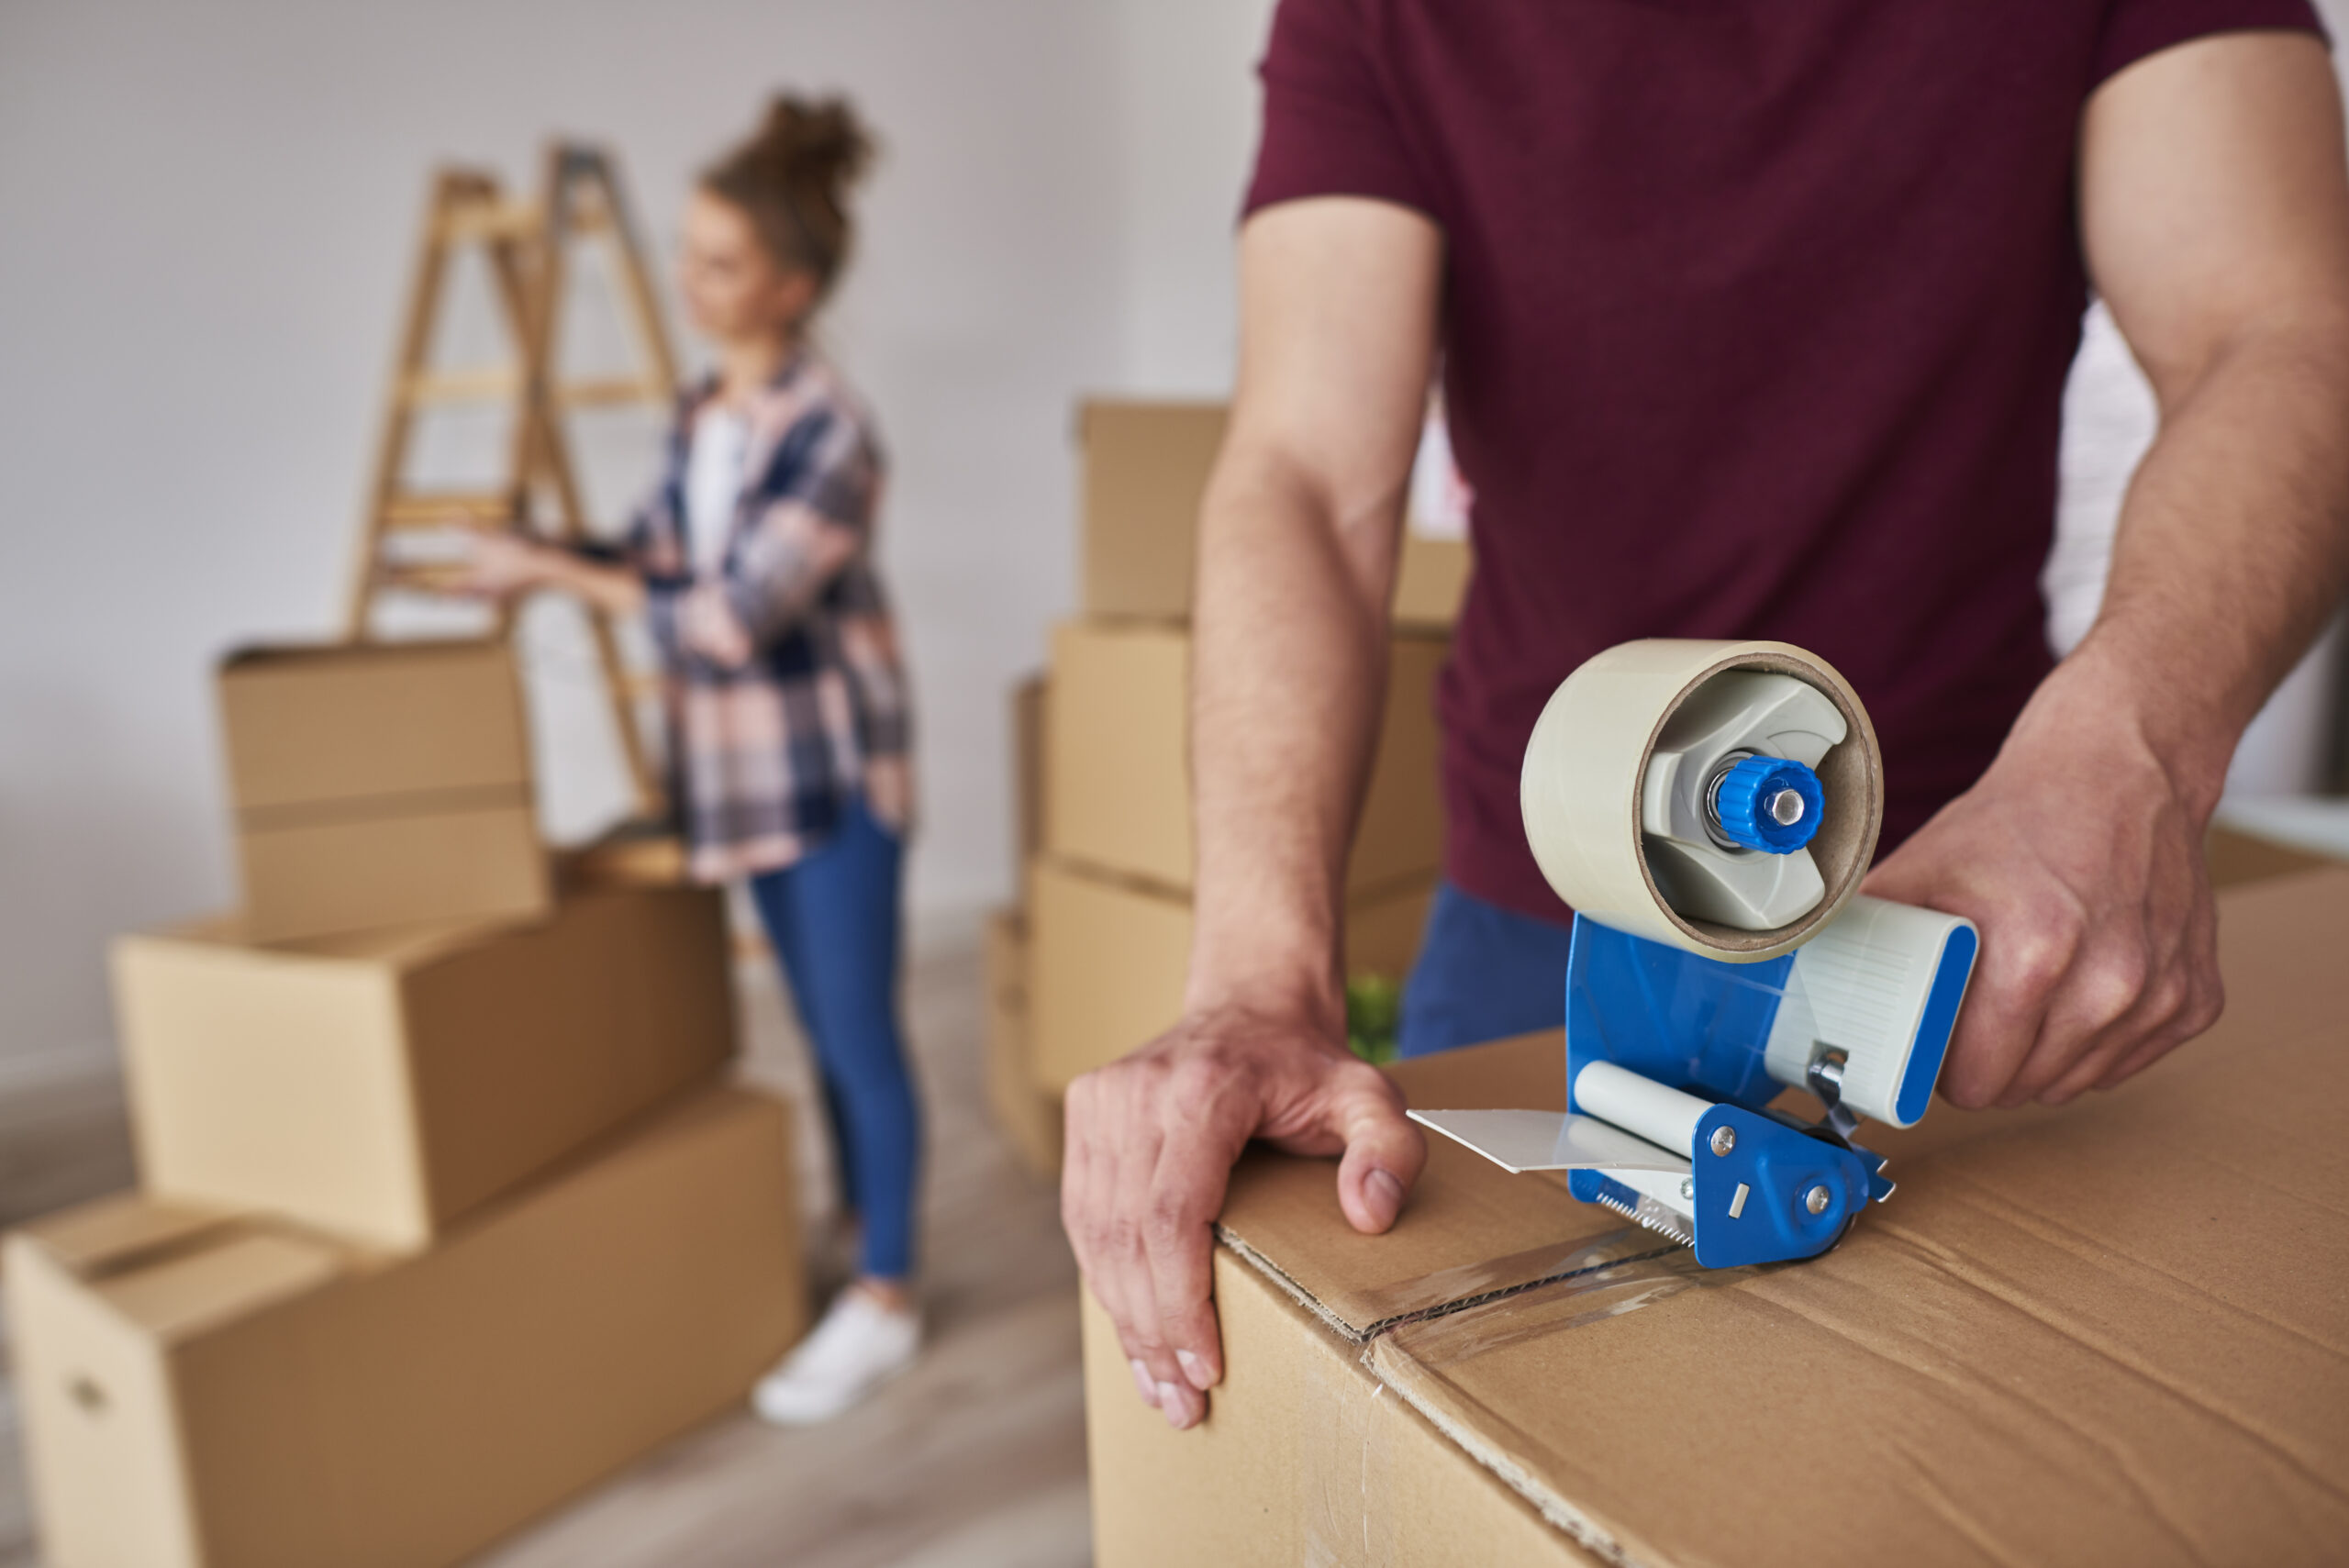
top-left (1409, 639), bottom-right (1979, 1267)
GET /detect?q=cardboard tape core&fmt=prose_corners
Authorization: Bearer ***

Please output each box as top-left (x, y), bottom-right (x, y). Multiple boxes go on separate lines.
top-left (1521, 639), bottom-right (1883, 962)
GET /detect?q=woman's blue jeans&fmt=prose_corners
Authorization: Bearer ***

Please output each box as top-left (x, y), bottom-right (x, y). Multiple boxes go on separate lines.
top-left (747, 798), bottom-right (920, 1280)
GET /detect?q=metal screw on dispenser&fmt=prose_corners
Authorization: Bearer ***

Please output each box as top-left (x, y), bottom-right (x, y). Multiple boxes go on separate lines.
top-left (1765, 788), bottom-right (1806, 827)
top-left (1803, 1184), bottom-right (1831, 1215)
top-left (1709, 1126), bottom-right (1737, 1156)
top-left (1679, 1176), bottom-right (1696, 1200)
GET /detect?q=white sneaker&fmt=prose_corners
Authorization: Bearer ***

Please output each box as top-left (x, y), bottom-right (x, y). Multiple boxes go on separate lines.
top-left (752, 1288), bottom-right (921, 1426)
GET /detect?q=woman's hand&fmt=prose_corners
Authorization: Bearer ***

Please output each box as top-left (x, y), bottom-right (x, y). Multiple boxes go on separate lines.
top-left (454, 531), bottom-right (562, 601)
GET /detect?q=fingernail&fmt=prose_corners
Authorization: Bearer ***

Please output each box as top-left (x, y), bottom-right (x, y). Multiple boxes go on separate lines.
top-left (1366, 1168), bottom-right (1405, 1223)
top-left (1176, 1348), bottom-right (1213, 1390)
top-left (1157, 1383), bottom-right (1193, 1429)
top-left (1130, 1360), bottom-right (1159, 1407)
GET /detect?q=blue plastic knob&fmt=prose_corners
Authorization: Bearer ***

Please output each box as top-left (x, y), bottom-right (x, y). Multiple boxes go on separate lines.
top-left (1709, 754), bottom-right (1824, 854)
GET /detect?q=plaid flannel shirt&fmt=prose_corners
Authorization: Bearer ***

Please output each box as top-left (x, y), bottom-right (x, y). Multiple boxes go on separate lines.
top-left (627, 352), bottom-right (912, 883)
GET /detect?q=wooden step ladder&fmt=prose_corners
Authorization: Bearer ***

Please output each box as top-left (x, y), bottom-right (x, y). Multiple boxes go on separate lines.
top-left (346, 142), bottom-right (676, 821)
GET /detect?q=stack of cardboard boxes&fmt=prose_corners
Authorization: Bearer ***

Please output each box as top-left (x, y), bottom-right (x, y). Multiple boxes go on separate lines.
top-left (984, 401), bottom-right (1470, 1176)
top-left (5, 640), bottom-right (807, 1568)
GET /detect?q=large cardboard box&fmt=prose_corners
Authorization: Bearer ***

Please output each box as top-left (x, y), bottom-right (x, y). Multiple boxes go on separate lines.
top-left (984, 906), bottom-right (1063, 1178)
top-left (219, 640), bottom-right (551, 941)
top-left (1011, 673), bottom-right (1049, 909)
top-left (6, 1085), bottom-right (806, 1568)
top-left (1030, 858), bottom-right (1431, 1091)
top-left (1085, 867), bottom-right (2349, 1566)
top-left (1077, 399), bottom-right (1470, 627)
top-left (112, 885), bottom-right (735, 1251)
top-left (1045, 621), bottom-right (1447, 895)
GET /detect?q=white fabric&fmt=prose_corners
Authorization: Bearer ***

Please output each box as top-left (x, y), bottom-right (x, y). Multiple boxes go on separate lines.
top-left (752, 1288), bottom-right (922, 1426)
top-left (684, 403), bottom-right (753, 579)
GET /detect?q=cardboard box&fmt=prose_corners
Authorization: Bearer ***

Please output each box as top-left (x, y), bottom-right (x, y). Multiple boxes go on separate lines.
top-left (1084, 866), bottom-right (2349, 1567)
top-left (1030, 858), bottom-right (1431, 1091)
top-left (219, 640), bottom-right (551, 942)
top-left (6, 1085), bottom-right (806, 1568)
top-left (2206, 820), bottom-right (2332, 889)
top-left (1044, 621), bottom-right (1447, 895)
top-left (1011, 673), bottom-right (1049, 908)
top-left (984, 907), bottom-right (1063, 1179)
top-left (1076, 398), bottom-right (1470, 627)
top-left (112, 885), bottom-right (735, 1251)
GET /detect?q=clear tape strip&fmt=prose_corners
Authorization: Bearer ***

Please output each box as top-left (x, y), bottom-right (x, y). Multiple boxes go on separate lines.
top-left (1342, 1227), bottom-right (1691, 1337)
top-left (1378, 1246), bottom-right (1753, 1371)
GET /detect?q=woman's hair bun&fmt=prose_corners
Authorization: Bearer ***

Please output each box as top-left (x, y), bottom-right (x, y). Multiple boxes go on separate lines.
top-left (703, 93), bottom-right (876, 296)
top-left (751, 95), bottom-right (873, 192)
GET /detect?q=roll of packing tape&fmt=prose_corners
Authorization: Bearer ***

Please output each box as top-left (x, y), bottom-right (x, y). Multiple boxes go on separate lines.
top-left (1520, 639), bottom-right (1883, 962)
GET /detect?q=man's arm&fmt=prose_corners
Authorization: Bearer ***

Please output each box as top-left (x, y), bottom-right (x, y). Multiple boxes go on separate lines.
top-left (1061, 196), bottom-right (1444, 1429)
top-left (1868, 30), bottom-right (2349, 1106)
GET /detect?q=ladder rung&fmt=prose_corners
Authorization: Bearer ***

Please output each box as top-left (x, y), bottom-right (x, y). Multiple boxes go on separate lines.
top-left (620, 672), bottom-right (665, 701)
top-left (439, 201), bottom-right (540, 242)
top-left (557, 376), bottom-right (669, 407)
top-left (403, 367), bottom-right (520, 406)
top-left (376, 562), bottom-right (476, 594)
top-left (380, 491), bottom-right (516, 528)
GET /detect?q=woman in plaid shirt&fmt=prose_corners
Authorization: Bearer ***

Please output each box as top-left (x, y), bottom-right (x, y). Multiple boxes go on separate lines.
top-left (465, 96), bottom-right (921, 1424)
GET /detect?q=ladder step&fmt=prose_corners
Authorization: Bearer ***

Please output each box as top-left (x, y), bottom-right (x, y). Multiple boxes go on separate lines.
top-left (557, 376), bottom-right (670, 407)
top-left (402, 367), bottom-right (521, 406)
top-left (375, 561), bottom-right (477, 595)
top-left (620, 672), bottom-right (666, 701)
top-left (379, 491), bottom-right (516, 528)
top-left (438, 201), bottom-right (541, 242)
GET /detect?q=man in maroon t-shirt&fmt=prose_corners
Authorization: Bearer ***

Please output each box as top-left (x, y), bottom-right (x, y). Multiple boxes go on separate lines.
top-left (1065, 3), bottom-right (2349, 1429)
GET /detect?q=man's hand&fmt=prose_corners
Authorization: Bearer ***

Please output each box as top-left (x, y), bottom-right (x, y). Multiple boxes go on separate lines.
top-left (1061, 1006), bottom-right (1424, 1429)
top-left (1892, 30), bottom-right (2349, 1108)
top-left (1865, 644), bottom-right (2222, 1109)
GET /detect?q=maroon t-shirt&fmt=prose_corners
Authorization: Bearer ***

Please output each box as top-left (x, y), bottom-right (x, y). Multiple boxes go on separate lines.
top-left (1245, 0), bottom-right (2321, 922)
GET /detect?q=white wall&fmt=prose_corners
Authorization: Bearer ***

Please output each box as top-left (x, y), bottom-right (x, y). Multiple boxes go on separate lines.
top-left (0, 0), bottom-right (1289, 1077)
top-left (7, 0), bottom-right (2338, 1079)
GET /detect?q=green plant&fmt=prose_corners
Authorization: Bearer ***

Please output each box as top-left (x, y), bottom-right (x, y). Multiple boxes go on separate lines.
top-left (1345, 973), bottom-right (1403, 1064)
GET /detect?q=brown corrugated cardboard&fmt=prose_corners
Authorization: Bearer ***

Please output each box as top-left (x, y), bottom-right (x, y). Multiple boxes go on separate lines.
top-left (985, 907), bottom-right (1063, 1178)
top-left (1075, 398), bottom-right (1471, 626)
top-left (2206, 820), bottom-right (2332, 888)
top-left (1012, 673), bottom-right (1049, 909)
top-left (1044, 621), bottom-right (1447, 895)
top-left (1085, 868), bottom-right (2349, 1566)
top-left (112, 885), bottom-right (735, 1251)
top-left (219, 639), bottom-right (551, 941)
top-left (1078, 400), bottom-right (1228, 621)
top-left (1030, 858), bottom-right (1431, 1091)
top-left (1083, 1250), bottom-right (1602, 1568)
top-left (6, 1085), bottom-right (805, 1568)
top-left (1391, 528), bottom-right (1472, 629)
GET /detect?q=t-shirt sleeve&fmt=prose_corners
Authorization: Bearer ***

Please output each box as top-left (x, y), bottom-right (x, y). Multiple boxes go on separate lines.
top-left (2091, 0), bottom-right (2328, 88)
top-left (1243, 0), bottom-right (1439, 223)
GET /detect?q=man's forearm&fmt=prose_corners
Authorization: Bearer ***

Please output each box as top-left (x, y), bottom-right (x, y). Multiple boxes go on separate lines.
top-left (1185, 439), bottom-right (1403, 1030)
top-left (2070, 316), bottom-right (2349, 808)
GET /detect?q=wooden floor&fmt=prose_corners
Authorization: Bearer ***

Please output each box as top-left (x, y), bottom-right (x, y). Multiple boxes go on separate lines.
top-left (0, 926), bottom-right (1093, 1568)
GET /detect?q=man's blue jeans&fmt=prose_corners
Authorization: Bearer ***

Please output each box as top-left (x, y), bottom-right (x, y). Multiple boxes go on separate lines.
top-left (747, 797), bottom-right (921, 1280)
top-left (1397, 880), bottom-right (1576, 1059)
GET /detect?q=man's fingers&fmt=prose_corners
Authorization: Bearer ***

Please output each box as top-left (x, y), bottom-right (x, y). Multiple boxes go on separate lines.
top-left (1327, 1064), bottom-right (1426, 1235)
top-left (1063, 1075), bottom-right (1188, 1423)
top-left (1936, 909), bottom-right (2070, 1109)
top-left (1995, 933), bottom-right (2148, 1107)
top-left (1141, 1140), bottom-right (1235, 1402)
